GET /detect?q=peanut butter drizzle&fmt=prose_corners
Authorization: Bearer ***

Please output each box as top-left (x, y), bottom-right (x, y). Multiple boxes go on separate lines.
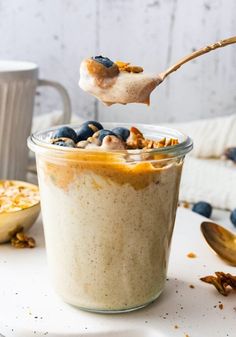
top-left (86, 59), bottom-right (119, 89)
top-left (40, 151), bottom-right (183, 191)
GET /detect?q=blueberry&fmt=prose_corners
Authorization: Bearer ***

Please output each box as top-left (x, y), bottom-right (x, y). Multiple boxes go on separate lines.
top-left (76, 125), bottom-right (94, 141)
top-left (192, 201), bottom-right (212, 218)
top-left (53, 139), bottom-right (75, 147)
top-left (92, 56), bottom-right (114, 68)
top-left (224, 147), bottom-right (236, 163)
top-left (84, 120), bottom-right (103, 131)
top-left (53, 126), bottom-right (77, 143)
top-left (76, 121), bottom-right (104, 141)
top-left (230, 209), bottom-right (236, 227)
top-left (77, 121), bottom-right (100, 142)
top-left (97, 129), bottom-right (117, 142)
top-left (112, 127), bottom-right (130, 141)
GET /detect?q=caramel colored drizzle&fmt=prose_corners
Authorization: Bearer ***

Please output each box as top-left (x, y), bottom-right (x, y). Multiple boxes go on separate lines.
top-left (41, 151), bottom-right (182, 192)
top-left (86, 59), bottom-right (119, 89)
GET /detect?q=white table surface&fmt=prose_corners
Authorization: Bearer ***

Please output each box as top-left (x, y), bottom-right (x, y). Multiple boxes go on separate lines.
top-left (0, 207), bottom-right (235, 337)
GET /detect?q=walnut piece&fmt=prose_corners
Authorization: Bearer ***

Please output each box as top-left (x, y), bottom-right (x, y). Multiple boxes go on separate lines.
top-left (9, 226), bottom-right (36, 249)
top-left (126, 126), bottom-right (179, 150)
top-left (115, 61), bottom-right (143, 73)
top-left (200, 272), bottom-right (236, 296)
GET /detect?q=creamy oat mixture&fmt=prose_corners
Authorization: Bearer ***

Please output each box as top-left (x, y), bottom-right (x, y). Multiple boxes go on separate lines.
top-left (79, 57), bottom-right (162, 105)
top-left (38, 160), bottom-right (182, 310)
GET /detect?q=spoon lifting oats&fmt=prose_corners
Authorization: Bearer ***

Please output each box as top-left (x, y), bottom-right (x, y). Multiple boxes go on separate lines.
top-left (79, 36), bottom-right (236, 106)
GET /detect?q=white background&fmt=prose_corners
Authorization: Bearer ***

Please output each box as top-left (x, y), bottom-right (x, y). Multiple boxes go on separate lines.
top-left (0, 0), bottom-right (235, 124)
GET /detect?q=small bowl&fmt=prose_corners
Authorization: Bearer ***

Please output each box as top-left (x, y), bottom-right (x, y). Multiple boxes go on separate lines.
top-left (0, 180), bottom-right (40, 243)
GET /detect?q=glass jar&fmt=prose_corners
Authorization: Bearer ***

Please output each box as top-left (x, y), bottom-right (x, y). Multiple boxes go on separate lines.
top-left (28, 123), bottom-right (193, 313)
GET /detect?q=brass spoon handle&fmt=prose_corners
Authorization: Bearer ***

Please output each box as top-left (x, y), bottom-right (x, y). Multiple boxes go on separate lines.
top-left (158, 36), bottom-right (236, 81)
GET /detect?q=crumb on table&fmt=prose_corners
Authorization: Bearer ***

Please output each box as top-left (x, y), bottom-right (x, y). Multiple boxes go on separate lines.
top-left (187, 252), bottom-right (197, 258)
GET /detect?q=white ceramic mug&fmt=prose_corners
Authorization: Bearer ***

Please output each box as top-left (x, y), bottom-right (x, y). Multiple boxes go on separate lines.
top-left (0, 60), bottom-right (71, 180)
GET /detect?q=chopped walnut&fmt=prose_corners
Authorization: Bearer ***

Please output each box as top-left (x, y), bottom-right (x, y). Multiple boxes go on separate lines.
top-left (125, 65), bottom-right (143, 73)
top-left (200, 272), bottom-right (236, 296)
top-left (9, 226), bottom-right (36, 249)
top-left (126, 126), bottom-right (179, 150)
top-left (115, 61), bottom-right (143, 73)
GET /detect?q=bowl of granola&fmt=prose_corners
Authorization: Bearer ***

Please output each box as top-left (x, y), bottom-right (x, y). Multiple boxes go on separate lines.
top-left (0, 180), bottom-right (40, 243)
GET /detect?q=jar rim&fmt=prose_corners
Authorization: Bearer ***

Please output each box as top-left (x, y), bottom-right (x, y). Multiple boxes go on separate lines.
top-left (28, 122), bottom-right (193, 159)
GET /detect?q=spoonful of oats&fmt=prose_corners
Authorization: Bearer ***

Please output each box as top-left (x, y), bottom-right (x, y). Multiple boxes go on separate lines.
top-left (79, 36), bottom-right (236, 106)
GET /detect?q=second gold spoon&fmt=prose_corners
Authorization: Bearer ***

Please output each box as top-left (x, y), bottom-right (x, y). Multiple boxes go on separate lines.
top-left (201, 221), bottom-right (236, 266)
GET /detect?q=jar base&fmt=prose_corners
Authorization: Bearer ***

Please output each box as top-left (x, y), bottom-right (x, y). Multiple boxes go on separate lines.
top-left (62, 290), bottom-right (163, 314)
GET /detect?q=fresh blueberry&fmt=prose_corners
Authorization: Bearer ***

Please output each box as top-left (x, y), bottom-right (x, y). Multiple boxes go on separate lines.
top-left (224, 147), bottom-right (236, 163)
top-left (53, 126), bottom-right (77, 143)
top-left (76, 121), bottom-right (104, 141)
top-left (192, 201), bottom-right (212, 218)
top-left (76, 125), bottom-right (94, 141)
top-left (112, 127), bottom-right (130, 141)
top-left (92, 56), bottom-right (114, 68)
top-left (97, 129), bottom-right (117, 142)
top-left (53, 139), bottom-right (75, 147)
top-left (84, 120), bottom-right (103, 131)
top-left (230, 209), bottom-right (236, 227)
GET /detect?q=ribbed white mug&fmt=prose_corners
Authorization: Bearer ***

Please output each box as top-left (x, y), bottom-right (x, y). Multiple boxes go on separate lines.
top-left (0, 60), bottom-right (71, 180)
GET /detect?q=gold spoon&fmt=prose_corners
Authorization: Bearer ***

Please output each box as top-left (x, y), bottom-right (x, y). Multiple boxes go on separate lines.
top-left (157, 36), bottom-right (236, 83)
top-left (201, 221), bottom-right (236, 266)
top-left (79, 36), bottom-right (236, 105)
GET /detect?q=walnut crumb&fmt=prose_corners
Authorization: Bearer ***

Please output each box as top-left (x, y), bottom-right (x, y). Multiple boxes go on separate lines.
top-left (189, 284), bottom-right (195, 289)
top-left (174, 325), bottom-right (179, 329)
top-left (219, 304), bottom-right (224, 310)
top-left (179, 201), bottom-right (190, 208)
top-left (10, 226), bottom-right (36, 249)
top-left (187, 252), bottom-right (197, 258)
top-left (115, 61), bottom-right (143, 73)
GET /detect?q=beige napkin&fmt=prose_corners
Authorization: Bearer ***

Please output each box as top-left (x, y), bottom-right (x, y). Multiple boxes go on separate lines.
top-left (165, 114), bottom-right (236, 158)
top-left (164, 114), bottom-right (236, 210)
top-left (180, 157), bottom-right (236, 210)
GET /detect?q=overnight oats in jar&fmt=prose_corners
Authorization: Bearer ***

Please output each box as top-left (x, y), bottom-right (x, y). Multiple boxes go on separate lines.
top-left (28, 122), bottom-right (193, 313)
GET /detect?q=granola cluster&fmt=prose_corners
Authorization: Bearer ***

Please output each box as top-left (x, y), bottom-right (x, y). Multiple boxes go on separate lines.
top-left (0, 180), bottom-right (40, 213)
top-left (200, 272), bottom-right (236, 296)
top-left (126, 126), bottom-right (179, 150)
top-left (115, 61), bottom-right (143, 73)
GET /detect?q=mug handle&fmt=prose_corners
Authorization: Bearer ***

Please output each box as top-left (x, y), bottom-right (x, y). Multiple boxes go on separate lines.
top-left (37, 79), bottom-right (72, 124)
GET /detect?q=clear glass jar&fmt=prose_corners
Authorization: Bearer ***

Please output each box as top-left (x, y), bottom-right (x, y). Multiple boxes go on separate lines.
top-left (28, 123), bottom-right (193, 313)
